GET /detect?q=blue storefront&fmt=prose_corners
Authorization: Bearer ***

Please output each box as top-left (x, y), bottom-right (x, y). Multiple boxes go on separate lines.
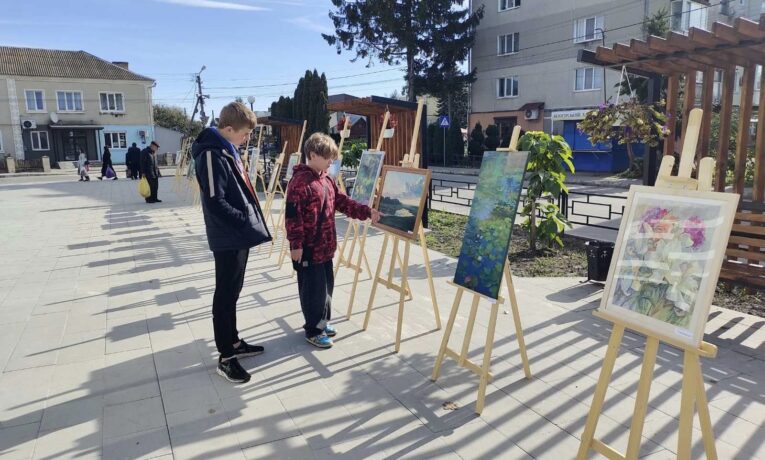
top-left (553, 110), bottom-right (644, 173)
top-left (98, 125), bottom-right (155, 163)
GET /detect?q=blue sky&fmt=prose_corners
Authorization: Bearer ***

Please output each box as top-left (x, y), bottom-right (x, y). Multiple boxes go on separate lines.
top-left (0, 0), bottom-right (406, 117)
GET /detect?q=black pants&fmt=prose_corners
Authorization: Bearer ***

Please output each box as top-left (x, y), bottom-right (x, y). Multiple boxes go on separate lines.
top-left (129, 163), bottom-right (139, 179)
top-left (297, 260), bottom-right (333, 338)
top-left (101, 163), bottom-right (111, 177)
top-left (145, 176), bottom-right (159, 202)
top-left (213, 249), bottom-right (249, 358)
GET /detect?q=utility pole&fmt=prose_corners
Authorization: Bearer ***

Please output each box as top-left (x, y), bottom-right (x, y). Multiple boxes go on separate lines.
top-left (189, 65), bottom-right (209, 132)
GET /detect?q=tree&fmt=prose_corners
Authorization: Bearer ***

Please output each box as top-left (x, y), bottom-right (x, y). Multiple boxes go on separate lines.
top-left (484, 124), bottom-right (500, 150)
top-left (430, 121), bottom-right (445, 163)
top-left (426, 122), bottom-right (437, 158)
top-left (446, 123), bottom-right (464, 165)
top-left (323, 0), bottom-right (484, 102)
top-left (437, 84), bottom-right (469, 128)
top-left (269, 96), bottom-right (294, 118)
top-left (153, 104), bottom-right (205, 138)
top-left (468, 122), bottom-right (485, 157)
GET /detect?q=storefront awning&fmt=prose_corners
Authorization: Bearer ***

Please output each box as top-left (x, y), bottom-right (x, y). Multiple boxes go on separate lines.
top-left (50, 125), bottom-right (104, 130)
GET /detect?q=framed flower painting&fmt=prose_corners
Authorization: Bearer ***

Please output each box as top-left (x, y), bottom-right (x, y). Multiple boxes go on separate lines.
top-left (600, 186), bottom-right (738, 347)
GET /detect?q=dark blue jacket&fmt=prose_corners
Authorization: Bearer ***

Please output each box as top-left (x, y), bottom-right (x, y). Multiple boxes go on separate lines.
top-left (193, 128), bottom-right (271, 252)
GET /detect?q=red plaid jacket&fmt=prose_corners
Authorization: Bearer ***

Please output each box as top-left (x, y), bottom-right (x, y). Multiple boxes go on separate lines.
top-left (285, 164), bottom-right (372, 263)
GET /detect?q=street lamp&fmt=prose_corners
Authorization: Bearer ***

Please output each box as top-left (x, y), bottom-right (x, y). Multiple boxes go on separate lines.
top-left (247, 96), bottom-right (255, 111)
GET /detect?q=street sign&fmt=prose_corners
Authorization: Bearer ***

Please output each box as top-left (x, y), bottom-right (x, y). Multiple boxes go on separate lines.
top-left (438, 115), bottom-right (450, 128)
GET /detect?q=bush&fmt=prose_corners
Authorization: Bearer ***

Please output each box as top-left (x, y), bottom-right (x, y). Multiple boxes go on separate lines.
top-left (485, 124), bottom-right (501, 150)
top-left (468, 122), bottom-right (485, 157)
top-left (431, 122), bottom-right (445, 164)
top-left (341, 139), bottom-right (366, 168)
top-left (446, 123), bottom-right (465, 165)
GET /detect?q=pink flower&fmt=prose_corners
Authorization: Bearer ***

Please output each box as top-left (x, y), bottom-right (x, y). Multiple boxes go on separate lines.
top-left (640, 207), bottom-right (669, 232)
top-left (683, 216), bottom-right (705, 249)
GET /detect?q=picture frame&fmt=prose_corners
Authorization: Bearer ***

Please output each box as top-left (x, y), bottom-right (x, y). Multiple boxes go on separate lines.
top-left (284, 153), bottom-right (300, 181)
top-left (600, 185), bottom-right (739, 347)
top-left (350, 150), bottom-right (385, 206)
top-left (373, 165), bottom-right (431, 240)
top-left (453, 150), bottom-right (529, 300)
top-left (327, 159), bottom-right (342, 179)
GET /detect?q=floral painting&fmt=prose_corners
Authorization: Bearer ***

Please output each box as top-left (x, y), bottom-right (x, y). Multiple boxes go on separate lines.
top-left (603, 187), bottom-right (738, 345)
top-left (453, 151), bottom-right (529, 299)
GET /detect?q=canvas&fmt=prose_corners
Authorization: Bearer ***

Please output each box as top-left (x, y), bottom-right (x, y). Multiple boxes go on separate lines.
top-left (248, 148), bottom-right (260, 183)
top-left (453, 151), bottom-right (529, 299)
top-left (328, 159), bottom-right (342, 179)
top-left (285, 153), bottom-right (300, 181)
top-left (601, 186), bottom-right (739, 346)
top-left (350, 150), bottom-right (385, 206)
top-left (373, 166), bottom-right (431, 240)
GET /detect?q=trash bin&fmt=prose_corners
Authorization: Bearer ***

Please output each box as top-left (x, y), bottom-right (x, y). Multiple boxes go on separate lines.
top-left (585, 240), bottom-right (615, 283)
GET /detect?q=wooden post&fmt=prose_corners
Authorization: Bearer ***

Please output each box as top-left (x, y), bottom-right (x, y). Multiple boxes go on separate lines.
top-left (715, 66), bottom-right (736, 192)
top-left (698, 67), bottom-right (714, 161)
top-left (753, 68), bottom-right (765, 202)
top-left (680, 72), bottom-right (697, 150)
top-left (664, 75), bottom-right (679, 157)
top-left (734, 65), bottom-right (756, 196)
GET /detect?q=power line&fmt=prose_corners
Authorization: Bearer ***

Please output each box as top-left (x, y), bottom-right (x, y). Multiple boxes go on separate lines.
top-left (205, 67), bottom-right (405, 90)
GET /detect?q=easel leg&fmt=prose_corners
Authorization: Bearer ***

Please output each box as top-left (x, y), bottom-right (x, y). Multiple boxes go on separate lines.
top-left (418, 228), bottom-right (441, 329)
top-left (431, 288), bottom-right (464, 381)
top-left (394, 241), bottom-right (411, 353)
top-left (363, 234), bottom-right (389, 330)
top-left (504, 265), bottom-right (531, 379)
top-left (347, 220), bottom-right (360, 270)
top-left (268, 201), bottom-right (285, 258)
top-left (387, 237), bottom-right (400, 287)
top-left (459, 294), bottom-right (480, 366)
top-left (678, 351), bottom-right (713, 460)
top-left (346, 221), bottom-right (370, 320)
top-left (576, 324), bottom-right (625, 460)
top-left (625, 337), bottom-right (659, 458)
top-left (334, 219), bottom-right (355, 277)
top-left (476, 301), bottom-right (499, 415)
top-left (694, 355), bottom-right (718, 460)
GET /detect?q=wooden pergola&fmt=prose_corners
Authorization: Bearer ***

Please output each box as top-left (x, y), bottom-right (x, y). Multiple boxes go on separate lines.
top-left (256, 115), bottom-right (305, 155)
top-left (579, 14), bottom-right (765, 288)
top-left (328, 94), bottom-right (427, 168)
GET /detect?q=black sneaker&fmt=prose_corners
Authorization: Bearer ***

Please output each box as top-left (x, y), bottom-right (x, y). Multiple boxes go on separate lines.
top-left (233, 339), bottom-right (264, 359)
top-left (217, 356), bottom-right (251, 383)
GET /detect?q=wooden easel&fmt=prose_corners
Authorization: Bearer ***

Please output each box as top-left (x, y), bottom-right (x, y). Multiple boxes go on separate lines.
top-left (247, 126), bottom-right (268, 194)
top-left (262, 142), bottom-right (289, 231)
top-left (334, 116), bottom-right (351, 195)
top-left (430, 125), bottom-right (532, 415)
top-left (274, 121), bottom-right (308, 263)
top-left (335, 110), bottom-right (391, 306)
top-left (576, 108), bottom-right (719, 459)
top-left (360, 99), bottom-right (443, 352)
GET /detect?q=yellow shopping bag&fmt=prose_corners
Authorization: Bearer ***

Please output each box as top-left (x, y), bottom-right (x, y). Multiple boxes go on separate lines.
top-left (138, 177), bottom-right (151, 198)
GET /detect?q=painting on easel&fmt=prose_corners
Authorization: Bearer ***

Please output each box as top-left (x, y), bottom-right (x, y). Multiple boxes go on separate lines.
top-left (602, 186), bottom-right (738, 346)
top-left (284, 153), bottom-right (300, 181)
top-left (350, 150), bottom-right (385, 206)
top-left (453, 151), bottom-right (529, 299)
top-left (327, 159), bottom-right (342, 179)
top-left (373, 166), bottom-right (430, 240)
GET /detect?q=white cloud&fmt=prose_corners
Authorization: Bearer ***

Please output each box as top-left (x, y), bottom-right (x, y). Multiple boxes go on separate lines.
top-left (286, 16), bottom-right (333, 34)
top-left (157, 0), bottom-right (269, 11)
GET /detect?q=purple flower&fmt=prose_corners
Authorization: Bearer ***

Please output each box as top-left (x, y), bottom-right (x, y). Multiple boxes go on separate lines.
top-left (640, 207), bottom-right (669, 232)
top-left (683, 216), bottom-right (705, 249)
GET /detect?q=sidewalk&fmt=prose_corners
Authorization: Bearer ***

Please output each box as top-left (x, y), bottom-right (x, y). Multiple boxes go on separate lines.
top-left (429, 166), bottom-right (641, 190)
top-left (0, 165), bottom-right (177, 179)
top-left (0, 175), bottom-right (761, 459)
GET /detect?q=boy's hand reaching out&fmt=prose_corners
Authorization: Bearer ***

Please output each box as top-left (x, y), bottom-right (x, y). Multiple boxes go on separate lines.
top-left (291, 248), bottom-right (303, 262)
top-left (370, 209), bottom-right (382, 224)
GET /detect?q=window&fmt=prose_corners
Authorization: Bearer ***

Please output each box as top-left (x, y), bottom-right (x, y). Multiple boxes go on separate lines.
top-left (671, 1), bottom-right (708, 32)
top-left (499, 0), bottom-right (520, 11)
top-left (497, 76), bottom-right (519, 98)
top-left (757, 65), bottom-right (762, 91)
top-left (575, 67), bottom-right (603, 91)
top-left (56, 91), bottom-right (84, 112)
top-left (497, 32), bottom-right (519, 55)
top-left (99, 92), bottom-right (125, 113)
top-left (713, 69), bottom-right (723, 102)
top-left (0, 130), bottom-right (4, 153)
top-left (104, 131), bottom-right (127, 149)
top-left (25, 90), bottom-right (45, 112)
top-left (31, 131), bottom-right (49, 151)
top-left (573, 16), bottom-right (604, 43)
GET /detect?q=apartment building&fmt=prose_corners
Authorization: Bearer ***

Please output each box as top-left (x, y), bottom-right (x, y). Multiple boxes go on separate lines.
top-left (0, 46), bottom-right (155, 164)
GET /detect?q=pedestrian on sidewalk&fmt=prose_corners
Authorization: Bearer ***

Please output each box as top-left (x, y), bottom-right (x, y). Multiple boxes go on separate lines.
top-left (126, 142), bottom-right (141, 179)
top-left (140, 141), bottom-right (161, 203)
top-left (77, 152), bottom-right (90, 181)
top-left (286, 133), bottom-right (380, 349)
top-left (193, 102), bottom-right (271, 383)
top-left (99, 146), bottom-right (117, 180)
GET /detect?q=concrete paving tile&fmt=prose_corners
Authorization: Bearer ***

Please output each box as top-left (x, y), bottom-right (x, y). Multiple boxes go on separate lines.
top-left (102, 427), bottom-right (172, 460)
top-left (39, 396), bottom-right (103, 432)
top-left (33, 419), bottom-right (101, 460)
top-left (221, 393), bottom-right (300, 450)
top-left (242, 435), bottom-right (315, 460)
top-left (103, 396), bottom-right (167, 440)
top-left (0, 422), bottom-right (39, 459)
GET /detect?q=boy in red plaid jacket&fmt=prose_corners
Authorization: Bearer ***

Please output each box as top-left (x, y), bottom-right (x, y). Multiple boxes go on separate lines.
top-left (286, 133), bottom-right (381, 348)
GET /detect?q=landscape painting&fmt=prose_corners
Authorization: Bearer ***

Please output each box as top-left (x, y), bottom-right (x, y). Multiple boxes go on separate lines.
top-left (284, 153), bottom-right (300, 181)
top-left (328, 159), bottom-right (342, 179)
top-left (373, 166), bottom-right (431, 239)
top-left (601, 186), bottom-right (738, 346)
top-left (453, 151), bottom-right (529, 300)
top-left (350, 150), bottom-right (385, 206)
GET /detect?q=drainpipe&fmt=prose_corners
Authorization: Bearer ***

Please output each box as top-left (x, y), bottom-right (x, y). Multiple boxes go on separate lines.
top-left (595, 27), bottom-right (607, 103)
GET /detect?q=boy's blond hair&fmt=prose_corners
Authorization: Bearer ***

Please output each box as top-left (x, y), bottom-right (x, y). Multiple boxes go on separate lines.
top-left (303, 133), bottom-right (339, 161)
top-left (218, 102), bottom-right (258, 131)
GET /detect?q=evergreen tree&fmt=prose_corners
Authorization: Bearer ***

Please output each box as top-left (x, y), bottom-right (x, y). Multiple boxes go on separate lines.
top-left (431, 122), bottom-right (445, 164)
top-left (437, 84), bottom-right (469, 129)
top-left (323, 0), bottom-right (484, 102)
top-left (293, 77), bottom-right (304, 120)
top-left (426, 122), bottom-right (437, 157)
top-left (446, 123), bottom-right (464, 165)
top-left (468, 122), bottom-right (485, 157)
top-left (485, 124), bottom-right (500, 151)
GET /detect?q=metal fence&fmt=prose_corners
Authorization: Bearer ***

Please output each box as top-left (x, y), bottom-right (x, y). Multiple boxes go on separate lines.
top-left (15, 159), bottom-right (44, 173)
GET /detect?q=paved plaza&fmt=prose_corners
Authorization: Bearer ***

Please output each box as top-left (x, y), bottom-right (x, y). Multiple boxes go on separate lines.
top-left (0, 175), bottom-right (762, 459)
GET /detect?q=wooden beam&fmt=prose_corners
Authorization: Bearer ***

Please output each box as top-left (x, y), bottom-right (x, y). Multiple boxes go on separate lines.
top-left (733, 65), bottom-right (756, 196)
top-left (631, 39), bottom-right (706, 72)
top-left (754, 68), bottom-right (765, 202)
top-left (664, 74), bottom-right (680, 157)
top-left (734, 17), bottom-right (765, 40)
top-left (681, 71), bottom-right (697, 150)
top-left (595, 47), bottom-right (673, 76)
top-left (698, 68), bottom-right (714, 161)
top-left (662, 32), bottom-right (750, 67)
top-left (713, 22), bottom-right (765, 62)
top-left (716, 66), bottom-right (736, 192)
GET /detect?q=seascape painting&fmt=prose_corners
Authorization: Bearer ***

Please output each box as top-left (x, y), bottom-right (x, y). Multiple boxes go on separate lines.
top-left (453, 151), bottom-right (529, 300)
top-left (350, 150), bottom-right (385, 206)
top-left (328, 159), bottom-right (342, 179)
top-left (373, 166), bottom-right (430, 239)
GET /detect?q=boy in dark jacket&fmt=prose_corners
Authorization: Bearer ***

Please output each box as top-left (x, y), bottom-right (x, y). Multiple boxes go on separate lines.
top-left (286, 133), bottom-right (380, 348)
top-left (193, 102), bottom-right (272, 383)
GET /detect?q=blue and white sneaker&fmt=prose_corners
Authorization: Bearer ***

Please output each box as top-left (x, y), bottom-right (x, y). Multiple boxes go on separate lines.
top-left (306, 333), bottom-right (333, 348)
top-left (324, 323), bottom-right (337, 337)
